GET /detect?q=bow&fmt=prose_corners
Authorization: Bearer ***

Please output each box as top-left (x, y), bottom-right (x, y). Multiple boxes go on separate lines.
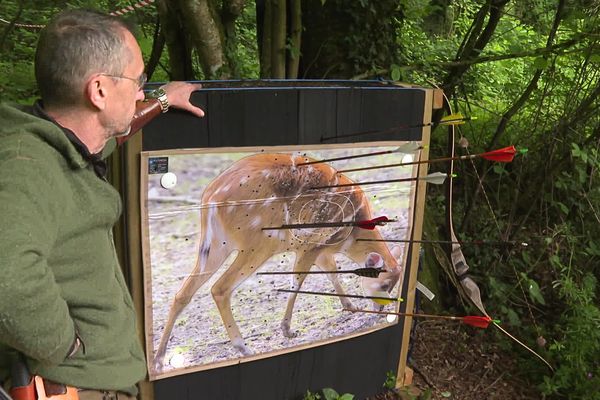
top-left (442, 103), bottom-right (554, 371)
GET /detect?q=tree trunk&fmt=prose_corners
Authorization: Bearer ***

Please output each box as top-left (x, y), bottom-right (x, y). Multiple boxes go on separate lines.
top-left (258, 0), bottom-right (273, 77)
top-left (286, 0), bottom-right (302, 78)
top-left (299, 0), bottom-right (400, 79)
top-left (157, 0), bottom-right (194, 80)
top-left (270, 0), bottom-right (287, 78)
top-left (178, 0), bottom-right (227, 79)
top-left (222, 0), bottom-right (246, 77)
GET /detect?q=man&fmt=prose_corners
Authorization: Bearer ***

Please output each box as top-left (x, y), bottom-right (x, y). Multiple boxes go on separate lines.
top-left (0, 9), bottom-right (204, 400)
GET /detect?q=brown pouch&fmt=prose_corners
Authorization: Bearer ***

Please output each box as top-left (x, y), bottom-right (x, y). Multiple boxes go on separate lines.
top-left (34, 376), bottom-right (79, 400)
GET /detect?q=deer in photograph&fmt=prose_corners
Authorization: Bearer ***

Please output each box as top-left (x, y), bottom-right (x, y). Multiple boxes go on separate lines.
top-left (153, 153), bottom-right (404, 370)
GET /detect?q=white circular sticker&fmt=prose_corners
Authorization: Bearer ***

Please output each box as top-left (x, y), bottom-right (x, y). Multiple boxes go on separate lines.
top-left (160, 172), bottom-right (177, 189)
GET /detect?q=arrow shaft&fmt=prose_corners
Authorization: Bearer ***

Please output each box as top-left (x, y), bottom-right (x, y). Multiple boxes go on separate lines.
top-left (321, 124), bottom-right (420, 142)
top-left (343, 308), bottom-right (462, 321)
top-left (312, 175), bottom-right (447, 190)
top-left (320, 118), bottom-right (471, 142)
top-left (262, 219), bottom-right (395, 230)
top-left (278, 289), bottom-right (399, 302)
top-left (338, 154), bottom-right (477, 174)
top-left (356, 238), bottom-right (525, 246)
top-left (297, 149), bottom-right (394, 166)
top-left (258, 270), bottom-right (358, 275)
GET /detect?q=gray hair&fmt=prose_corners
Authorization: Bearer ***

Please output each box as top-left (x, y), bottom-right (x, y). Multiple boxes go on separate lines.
top-left (35, 9), bottom-right (134, 108)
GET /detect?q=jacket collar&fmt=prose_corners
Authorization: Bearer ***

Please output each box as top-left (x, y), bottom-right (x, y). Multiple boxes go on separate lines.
top-left (31, 101), bottom-right (107, 177)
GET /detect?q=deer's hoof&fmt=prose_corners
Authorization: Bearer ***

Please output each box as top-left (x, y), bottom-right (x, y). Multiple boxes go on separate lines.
top-left (153, 357), bottom-right (164, 373)
top-left (341, 299), bottom-right (356, 311)
top-left (232, 338), bottom-right (253, 356)
top-left (281, 320), bottom-right (298, 338)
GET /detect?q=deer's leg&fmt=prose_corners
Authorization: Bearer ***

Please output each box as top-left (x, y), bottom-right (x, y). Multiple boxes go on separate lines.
top-left (154, 243), bottom-right (230, 371)
top-left (280, 251), bottom-right (318, 338)
top-left (314, 253), bottom-right (356, 311)
top-left (211, 252), bottom-right (271, 356)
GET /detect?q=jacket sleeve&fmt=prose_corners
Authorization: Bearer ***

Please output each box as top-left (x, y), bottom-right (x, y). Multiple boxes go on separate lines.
top-left (0, 150), bottom-right (76, 365)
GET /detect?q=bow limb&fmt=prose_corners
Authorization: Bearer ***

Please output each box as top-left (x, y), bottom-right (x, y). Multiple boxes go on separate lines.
top-left (443, 102), bottom-right (553, 371)
top-left (445, 113), bottom-right (489, 316)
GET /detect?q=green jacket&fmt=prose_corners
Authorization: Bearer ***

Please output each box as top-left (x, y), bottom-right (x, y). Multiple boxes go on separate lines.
top-left (0, 103), bottom-right (146, 393)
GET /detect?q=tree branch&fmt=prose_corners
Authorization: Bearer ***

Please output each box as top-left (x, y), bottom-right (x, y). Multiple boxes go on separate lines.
top-left (0, 0), bottom-right (24, 52)
top-left (461, 0), bottom-right (567, 231)
top-left (442, 0), bottom-right (510, 97)
top-left (145, 15), bottom-right (166, 81)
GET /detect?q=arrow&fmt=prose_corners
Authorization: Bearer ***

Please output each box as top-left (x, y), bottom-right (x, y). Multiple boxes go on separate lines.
top-left (278, 289), bottom-right (402, 305)
top-left (311, 172), bottom-right (452, 190)
top-left (297, 143), bottom-right (423, 166)
top-left (321, 113), bottom-right (476, 142)
top-left (261, 216), bottom-right (396, 231)
top-left (343, 308), bottom-right (499, 329)
top-left (338, 146), bottom-right (518, 174)
top-left (356, 238), bottom-right (529, 247)
top-left (258, 266), bottom-right (385, 278)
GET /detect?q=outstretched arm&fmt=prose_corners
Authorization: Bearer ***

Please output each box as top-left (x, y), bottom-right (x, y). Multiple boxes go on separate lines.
top-left (117, 82), bottom-right (205, 145)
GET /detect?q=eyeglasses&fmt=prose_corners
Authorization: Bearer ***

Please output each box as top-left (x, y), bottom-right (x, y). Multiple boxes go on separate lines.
top-left (101, 72), bottom-right (147, 89)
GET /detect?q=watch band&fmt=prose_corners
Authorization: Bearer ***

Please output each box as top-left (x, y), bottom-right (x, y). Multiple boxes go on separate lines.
top-left (150, 87), bottom-right (170, 113)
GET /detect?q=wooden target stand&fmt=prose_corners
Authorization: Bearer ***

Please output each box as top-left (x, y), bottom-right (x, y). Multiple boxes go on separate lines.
top-left (108, 80), bottom-right (443, 400)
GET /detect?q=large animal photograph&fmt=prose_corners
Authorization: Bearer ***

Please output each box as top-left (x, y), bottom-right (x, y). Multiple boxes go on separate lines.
top-left (141, 142), bottom-right (421, 380)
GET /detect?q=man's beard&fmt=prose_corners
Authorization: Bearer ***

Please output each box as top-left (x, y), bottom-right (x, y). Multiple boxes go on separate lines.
top-left (104, 119), bottom-right (132, 140)
top-left (114, 126), bottom-right (131, 137)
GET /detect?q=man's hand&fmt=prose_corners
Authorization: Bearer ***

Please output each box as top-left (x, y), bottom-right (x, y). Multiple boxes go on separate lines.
top-left (161, 82), bottom-right (205, 118)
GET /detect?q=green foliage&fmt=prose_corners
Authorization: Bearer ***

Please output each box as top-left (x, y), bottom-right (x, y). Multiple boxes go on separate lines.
top-left (321, 388), bottom-right (354, 400)
top-left (303, 389), bottom-right (321, 400)
top-left (302, 388), bottom-right (354, 400)
top-left (541, 271), bottom-right (600, 398)
top-left (383, 370), bottom-right (396, 390)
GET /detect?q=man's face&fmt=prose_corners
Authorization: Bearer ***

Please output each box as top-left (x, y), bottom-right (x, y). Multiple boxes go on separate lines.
top-left (102, 29), bottom-right (145, 138)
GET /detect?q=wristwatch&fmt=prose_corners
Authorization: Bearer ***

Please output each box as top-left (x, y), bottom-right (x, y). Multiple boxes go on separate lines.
top-left (149, 87), bottom-right (170, 113)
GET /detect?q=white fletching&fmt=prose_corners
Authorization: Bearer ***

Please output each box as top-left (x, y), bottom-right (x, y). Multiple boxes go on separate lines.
top-left (393, 142), bottom-right (421, 154)
top-left (422, 172), bottom-right (448, 185)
